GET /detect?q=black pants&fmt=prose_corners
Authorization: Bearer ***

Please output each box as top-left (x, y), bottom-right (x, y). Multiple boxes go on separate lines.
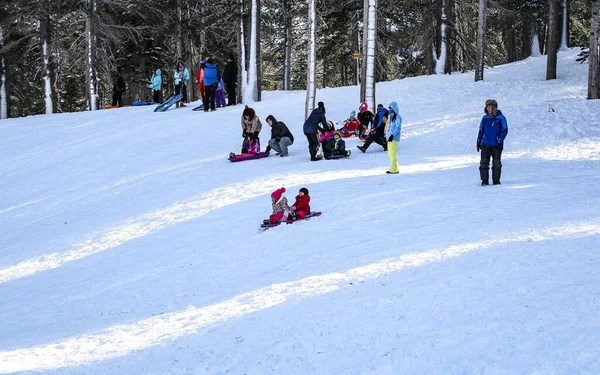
top-left (480, 145), bottom-right (503, 182)
top-left (363, 129), bottom-right (387, 151)
top-left (153, 90), bottom-right (162, 104)
top-left (112, 90), bottom-right (123, 107)
top-left (305, 133), bottom-right (319, 159)
top-left (224, 80), bottom-right (236, 105)
top-left (204, 83), bottom-right (217, 111)
top-left (175, 83), bottom-right (187, 102)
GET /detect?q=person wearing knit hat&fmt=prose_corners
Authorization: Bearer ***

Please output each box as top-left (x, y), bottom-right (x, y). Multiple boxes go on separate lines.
top-left (357, 101), bottom-right (374, 138)
top-left (303, 101), bottom-right (328, 161)
top-left (477, 99), bottom-right (508, 185)
top-left (358, 103), bottom-right (389, 153)
top-left (265, 187), bottom-right (291, 224)
top-left (289, 187), bottom-right (311, 220)
top-left (326, 131), bottom-right (350, 159)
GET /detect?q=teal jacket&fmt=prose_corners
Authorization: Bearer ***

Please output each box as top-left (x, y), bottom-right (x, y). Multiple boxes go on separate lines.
top-left (151, 69), bottom-right (162, 90)
top-left (385, 101), bottom-right (402, 141)
top-left (174, 67), bottom-right (190, 85)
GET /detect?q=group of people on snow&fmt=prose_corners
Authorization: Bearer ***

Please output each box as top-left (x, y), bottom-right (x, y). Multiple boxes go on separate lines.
top-left (112, 55), bottom-right (239, 110)
top-left (261, 98), bottom-right (508, 224)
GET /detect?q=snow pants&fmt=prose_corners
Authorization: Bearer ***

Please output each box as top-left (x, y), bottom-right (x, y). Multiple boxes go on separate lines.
top-left (387, 140), bottom-right (399, 173)
top-left (479, 145), bottom-right (503, 183)
top-left (225, 80), bottom-right (237, 105)
top-left (305, 133), bottom-right (320, 160)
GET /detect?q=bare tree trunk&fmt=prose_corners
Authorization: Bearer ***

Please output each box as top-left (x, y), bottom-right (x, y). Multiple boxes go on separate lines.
top-left (547, 0), bottom-right (559, 80)
top-left (560, 0), bottom-right (569, 50)
top-left (283, 0), bottom-right (291, 90)
top-left (0, 25), bottom-right (7, 119)
top-left (352, 0), bottom-right (360, 86)
top-left (505, 20), bottom-right (517, 62)
top-left (243, 0), bottom-right (258, 103)
top-left (305, 0), bottom-right (317, 119)
top-left (474, 0), bottom-right (486, 82)
top-left (589, 0), bottom-right (600, 99)
top-left (256, 0), bottom-right (262, 102)
top-left (86, 0), bottom-right (98, 111)
top-left (435, 0), bottom-right (449, 74)
top-left (238, 0), bottom-right (246, 105)
top-left (521, 16), bottom-right (533, 59)
top-left (360, 0), bottom-right (376, 110)
top-left (176, 0), bottom-right (183, 59)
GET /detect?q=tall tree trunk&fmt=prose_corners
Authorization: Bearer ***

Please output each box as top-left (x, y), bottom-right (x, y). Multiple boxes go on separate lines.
top-left (255, 0), bottom-right (261, 101)
top-left (243, 0), bottom-right (259, 103)
top-left (589, 0), bottom-right (600, 99)
top-left (505, 20), bottom-right (517, 62)
top-left (435, 0), bottom-right (448, 74)
top-left (474, 0), bottom-right (486, 82)
top-left (360, 0), bottom-right (376, 110)
top-left (86, 0), bottom-right (98, 111)
top-left (305, 0), bottom-right (317, 119)
top-left (521, 16), bottom-right (533, 59)
top-left (283, 0), bottom-right (291, 90)
top-left (176, 0), bottom-right (183, 59)
top-left (40, 1), bottom-right (56, 114)
top-left (560, 0), bottom-right (569, 50)
top-left (352, 0), bottom-right (360, 86)
top-left (238, 0), bottom-right (246, 104)
top-left (0, 24), bottom-right (7, 120)
top-left (547, 0), bottom-right (560, 80)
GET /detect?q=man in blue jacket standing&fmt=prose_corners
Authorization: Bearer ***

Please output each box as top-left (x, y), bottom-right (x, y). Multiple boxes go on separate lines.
top-left (477, 99), bottom-right (508, 185)
top-left (201, 57), bottom-right (221, 112)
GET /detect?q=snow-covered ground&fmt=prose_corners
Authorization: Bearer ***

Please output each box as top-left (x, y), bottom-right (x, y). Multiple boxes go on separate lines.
top-left (1, 50), bottom-right (600, 374)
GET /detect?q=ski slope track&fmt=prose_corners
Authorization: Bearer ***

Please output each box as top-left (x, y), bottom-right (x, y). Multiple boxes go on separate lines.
top-left (1, 50), bottom-right (599, 374)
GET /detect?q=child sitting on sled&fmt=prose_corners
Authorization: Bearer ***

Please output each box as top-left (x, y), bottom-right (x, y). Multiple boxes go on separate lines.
top-left (319, 121), bottom-right (336, 158)
top-left (289, 187), bottom-right (311, 220)
top-left (326, 131), bottom-right (350, 158)
top-left (245, 135), bottom-right (261, 153)
top-left (339, 110), bottom-right (361, 138)
top-left (264, 187), bottom-right (292, 224)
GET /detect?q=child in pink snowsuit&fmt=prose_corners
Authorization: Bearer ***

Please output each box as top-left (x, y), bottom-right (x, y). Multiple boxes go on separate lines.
top-left (245, 137), bottom-right (261, 153)
top-left (268, 187), bottom-right (291, 224)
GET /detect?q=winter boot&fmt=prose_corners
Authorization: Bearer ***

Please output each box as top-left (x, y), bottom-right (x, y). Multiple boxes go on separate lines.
top-left (357, 145), bottom-right (366, 153)
top-left (481, 181), bottom-right (489, 186)
top-left (493, 180), bottom-right (501, 185)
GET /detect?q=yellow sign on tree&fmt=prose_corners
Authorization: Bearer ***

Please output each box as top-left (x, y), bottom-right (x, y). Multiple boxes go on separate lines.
top-left (353, 52), bottom-right (360, 60)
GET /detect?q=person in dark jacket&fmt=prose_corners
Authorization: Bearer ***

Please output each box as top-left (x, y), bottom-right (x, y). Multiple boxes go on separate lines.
top-left (201, 57), bottom-right (221, 112)
top-left (223, 55), bottom-right (238, 106)
top-left (357, 101), bottom-right (374, 136)
top-left (477, 99), bottom-right (508, 186)
top-left (265, 115), bottom-right (294, 157)
top-left (358, 104), bottom-right (388, 153)
top-left (303, 101), bottom-right (328, 161)
top-left (111, 71), bottom-right (125, 107)
top-left (327, 131), bottom-right (350, 158)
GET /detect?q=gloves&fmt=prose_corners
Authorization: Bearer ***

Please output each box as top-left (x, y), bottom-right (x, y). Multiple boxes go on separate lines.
top-left (253, 131), bottom-right (259, 138)
top-left (242, 131), bottom-right (247, 138)
top-left (275, 137), bottom-right (280, 142)
top-left (388, 135), bottom-right (394, 142)
top-left (248, 133), bottom-right (256, 140)
top-left (476, 141), bottom-right (481, 152)
top-left (265, 145), bottom-right (271, 153)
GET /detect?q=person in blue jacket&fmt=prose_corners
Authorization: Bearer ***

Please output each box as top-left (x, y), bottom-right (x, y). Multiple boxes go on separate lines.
top-left (174, 61), bottom-right (190, 108)
top-left (477, 99), bottom-right (508, 185)
top-left (303, 101), bottom-right (328, 161)
top-left (384, 101), bottom-right (402, 174)
top-left (200, 57), bottom-right (221, 112)
top-left (151, 68), bottom-right (162, 104)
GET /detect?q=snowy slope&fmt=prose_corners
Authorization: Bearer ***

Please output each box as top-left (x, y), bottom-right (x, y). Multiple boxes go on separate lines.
top-left (1, 49), bottom-right (600, 374)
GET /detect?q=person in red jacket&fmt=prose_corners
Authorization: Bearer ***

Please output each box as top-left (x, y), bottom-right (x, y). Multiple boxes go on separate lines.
top-left (195, 55), bottom-right (207, 102)
top-left (289, 187), bottom-right (311, 220)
